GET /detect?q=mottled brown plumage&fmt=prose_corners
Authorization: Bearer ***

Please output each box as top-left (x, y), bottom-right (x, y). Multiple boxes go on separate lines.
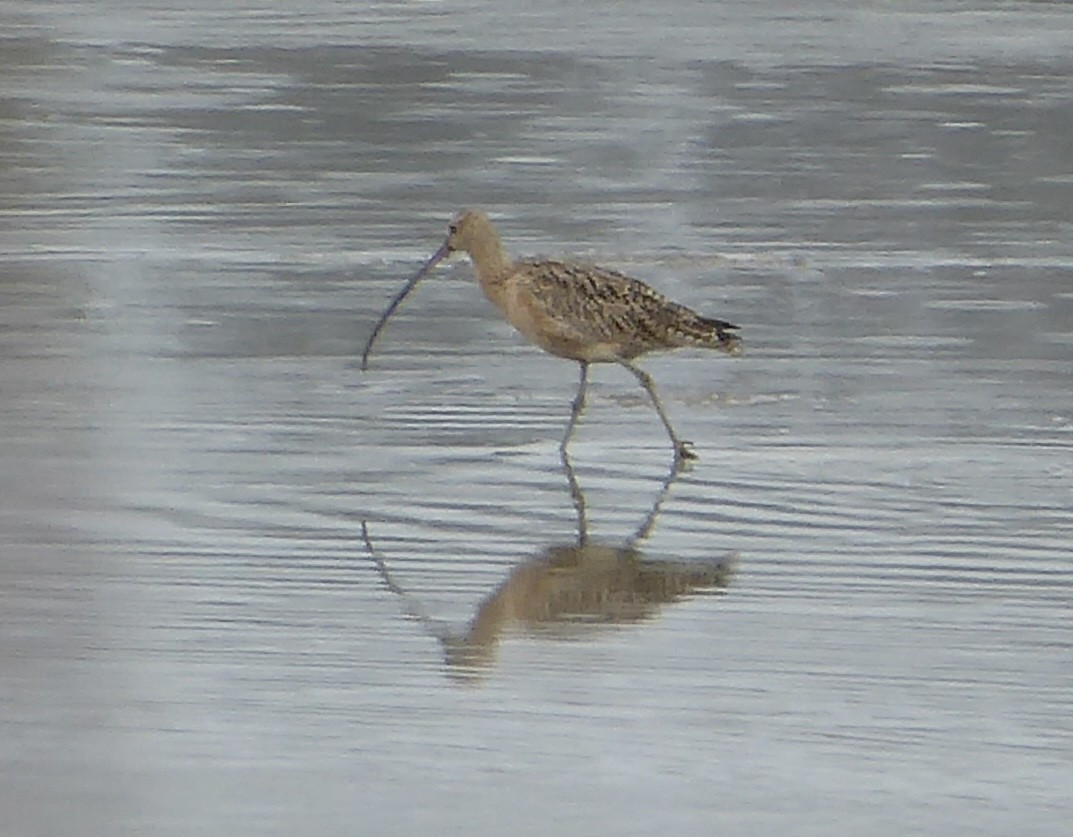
top-left (362, 209), bottom-right (742, 464)
top-left (506, 258), bottom-right (741, 361)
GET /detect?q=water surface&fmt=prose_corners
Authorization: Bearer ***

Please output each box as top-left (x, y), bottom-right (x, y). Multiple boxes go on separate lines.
top-left (2, 2), bottom-right (1071, 835)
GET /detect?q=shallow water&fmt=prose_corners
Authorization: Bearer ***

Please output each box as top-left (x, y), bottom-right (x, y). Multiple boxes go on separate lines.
top-left (2, 2), bottom-right (1072, 835)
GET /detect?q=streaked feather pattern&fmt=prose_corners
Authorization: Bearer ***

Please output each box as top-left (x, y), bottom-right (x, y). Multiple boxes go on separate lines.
top-left (511, 259), bottom-right (741, 360)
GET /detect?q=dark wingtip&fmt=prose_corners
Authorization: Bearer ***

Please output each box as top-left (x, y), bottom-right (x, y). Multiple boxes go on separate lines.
top-left (696, 315), bottom-right (743, 355)
top-left (699, 315), bottom-right (739, 332)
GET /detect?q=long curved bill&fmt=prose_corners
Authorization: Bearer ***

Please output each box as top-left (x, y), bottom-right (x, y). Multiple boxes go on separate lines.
top-left (360, 241), bottom-right (450, 371)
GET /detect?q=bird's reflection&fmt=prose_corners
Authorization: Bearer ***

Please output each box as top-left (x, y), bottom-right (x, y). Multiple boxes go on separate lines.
top-left (362, 448), bottom-right (736, 681)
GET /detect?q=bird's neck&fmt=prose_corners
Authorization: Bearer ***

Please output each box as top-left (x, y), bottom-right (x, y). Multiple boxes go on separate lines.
top-left (465, 235), bottom-right (512, 293)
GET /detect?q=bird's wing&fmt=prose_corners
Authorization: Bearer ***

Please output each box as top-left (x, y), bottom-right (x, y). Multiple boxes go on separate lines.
top-left (515, 260), bottom-right (679, 347)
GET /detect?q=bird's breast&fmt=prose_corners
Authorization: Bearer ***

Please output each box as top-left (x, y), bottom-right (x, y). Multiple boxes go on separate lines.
top-left (489, 281), bottom-right (615, 362)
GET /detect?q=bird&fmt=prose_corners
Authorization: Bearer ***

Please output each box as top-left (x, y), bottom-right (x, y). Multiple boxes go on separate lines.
top-left (362, 209), bottom-right (742, 464)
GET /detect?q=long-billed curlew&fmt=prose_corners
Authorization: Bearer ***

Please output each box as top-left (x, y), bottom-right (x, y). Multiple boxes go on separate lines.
top-left (362, 209), bottom-right (742, 463)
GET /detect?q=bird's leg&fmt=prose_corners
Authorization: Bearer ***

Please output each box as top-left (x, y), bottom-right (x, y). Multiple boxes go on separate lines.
top-left (559, 361), bottom-right (589, 457)
top-left (618, 360), bottom-right (698, 465)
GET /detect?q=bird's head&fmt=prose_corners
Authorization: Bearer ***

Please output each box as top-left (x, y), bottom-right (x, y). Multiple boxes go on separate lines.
top-left (443, 208), bottom-right (492, 256)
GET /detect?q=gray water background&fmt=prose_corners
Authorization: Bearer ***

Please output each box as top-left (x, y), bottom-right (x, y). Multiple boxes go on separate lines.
top-left (2, 1), bottom-right (1072, 835)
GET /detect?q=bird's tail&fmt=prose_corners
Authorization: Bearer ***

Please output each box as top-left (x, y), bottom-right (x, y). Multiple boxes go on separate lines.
top-left (694, 315), bottom-right (743, 356)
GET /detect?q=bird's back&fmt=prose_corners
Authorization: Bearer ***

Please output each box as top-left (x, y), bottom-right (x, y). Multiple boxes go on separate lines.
top-left (508, 259), bottom-right (741, 361)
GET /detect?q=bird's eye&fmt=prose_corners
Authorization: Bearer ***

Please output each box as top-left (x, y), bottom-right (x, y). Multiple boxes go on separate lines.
top-left (448, 224), bottom-right (458, 235)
